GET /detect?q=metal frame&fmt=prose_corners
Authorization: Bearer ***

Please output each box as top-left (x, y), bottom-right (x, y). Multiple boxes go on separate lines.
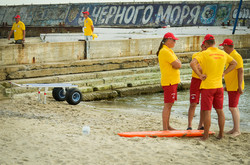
top-left (9, 82), bottom-right (78, 104)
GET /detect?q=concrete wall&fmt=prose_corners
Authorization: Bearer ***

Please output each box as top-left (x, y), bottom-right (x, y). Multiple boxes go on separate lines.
top-left (0, 34), bottom-right (249, 66)
top-left (0, 41), bottom-right (85, 65)
top-left (89, 34), bottom-right (250, 58)
top-left (0, 1), bottom-right (250, 28)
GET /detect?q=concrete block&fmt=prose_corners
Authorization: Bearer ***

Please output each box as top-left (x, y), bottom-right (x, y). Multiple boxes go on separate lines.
top-left (82, 90), bottom-right (118, 101)
top-left (78, 87), bottom-right (93, 93)
top-left (116, 84), bottom-right (162, 97)
top-left (96, 70), bottom-right (134, 78)
top-left (93, 85), bottom-right (112, 91)
top-left (0, 72), bottom-right (6, 81)
top-left (111, 83), bottom-right (127, 89)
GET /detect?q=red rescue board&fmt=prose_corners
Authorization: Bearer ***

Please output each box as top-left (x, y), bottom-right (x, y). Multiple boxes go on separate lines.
top-left (118, 130), bottom-right (215, 138)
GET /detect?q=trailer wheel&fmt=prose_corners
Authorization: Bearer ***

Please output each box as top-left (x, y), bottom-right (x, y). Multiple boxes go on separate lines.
top-left (52, 88), bottom-right (67, 101)
top-left (66, 88), bottom-right (82, 105)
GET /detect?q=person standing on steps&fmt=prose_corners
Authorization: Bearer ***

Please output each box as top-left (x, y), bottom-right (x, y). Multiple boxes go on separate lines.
top-left (8, 15), bottom-right (26, 45)
top-left (220, 39), bottom-right (244, 137)
top-left (190, 34), bottom-right (237, 141)
top-left (157, 32), bottom-right (182, 131)
top-left (187, 41), bottom-right (207, 131)
top-left (82, 11), bottom-right (94, 59)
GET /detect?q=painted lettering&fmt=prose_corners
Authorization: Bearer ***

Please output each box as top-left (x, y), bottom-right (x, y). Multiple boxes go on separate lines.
top-left (92, 7), bottom-right (102, 24)
top-left (99, 6), bottom-right (109, 24)
top-left (155, 5), bottom-right (172, 24)
top-left (187, 6), bottom-right (201, 24)
top-left (170, 6), bottom-right (181, 24)
top-left (105, 6), bottom-right (117, 24)
top-left (114, 6), bottom-right (126, 24)
top-left (142, 5), bottom-right (154, 24)
top-left (132, 5), bottom-right (145, 24)
top-left (179, 5), bottom-right (190, 25)
top-left (124, 6), bottom-right (135, 24)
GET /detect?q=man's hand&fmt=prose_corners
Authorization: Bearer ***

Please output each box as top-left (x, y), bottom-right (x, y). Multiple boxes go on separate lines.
top-left (22, 38), bottom-right (25, 42)
top-left (238, 87), bottom-right (243, 94)
top-left (199, 74), bottom-right (207, 81)
top-left (8, 37), bottom-right (10, 40)
top-left (222, 72), bottom-right (225, 78)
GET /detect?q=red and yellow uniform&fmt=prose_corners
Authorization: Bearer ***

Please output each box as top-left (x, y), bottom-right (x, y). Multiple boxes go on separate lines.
top-left (158, 45), bottom-right (180, 103)
top-left (195, 47), bottom-right (233, 89)
top-left (224, 49), bottom-right (244, 107)
top-left (224, 50), bottom-right (244, 91)
top-left (158, 45), bottom-right (180, 86)
top-left (84, 17), bottom-right (93, 36)
top-left (190, 52), bottom-right (202, 103)
top-left (194, 47), bottom-right (233, 110)
top-left (11, 21), bottom-right (25, 40)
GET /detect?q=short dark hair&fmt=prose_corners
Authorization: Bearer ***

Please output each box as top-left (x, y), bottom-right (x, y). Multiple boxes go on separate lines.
top-left (205, 40), bottom-right (215, 46)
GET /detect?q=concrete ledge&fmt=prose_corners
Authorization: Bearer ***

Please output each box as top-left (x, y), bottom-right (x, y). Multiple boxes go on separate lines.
top-left (82, 90), bottom-right (118, 101)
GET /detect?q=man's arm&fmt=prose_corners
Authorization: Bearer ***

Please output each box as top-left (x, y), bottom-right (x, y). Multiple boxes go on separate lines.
top-left (171, 59), bottom-right (182, 69)
top-left (222, 59), bottom-right (237, 77)
top-left (8, 30), bottom-right (14, 40)
top-left (190, 58), bottom-right (207, 80)
top-left (91, 25), bottom-right (94, 32)
top-left (23, 30), bottom-right (26, 41)
top-left (237, 67), bottom-right (244, 94)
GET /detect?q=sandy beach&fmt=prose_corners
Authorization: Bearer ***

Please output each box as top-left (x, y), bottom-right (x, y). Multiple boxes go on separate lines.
top-left (0, 93), bottom-right (249, 165)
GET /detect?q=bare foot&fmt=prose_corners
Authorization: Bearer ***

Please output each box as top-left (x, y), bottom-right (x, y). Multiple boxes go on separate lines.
top-left (226, 129), bottom-right (234, 134)
top-left (168, 126), bottom-right (176, 131)
top-left (231, 131), bottom-right (241, 137)
top-left (200, 136), bottom-right (208, 141)
top-left (216, 135), bottom-right (223, 140)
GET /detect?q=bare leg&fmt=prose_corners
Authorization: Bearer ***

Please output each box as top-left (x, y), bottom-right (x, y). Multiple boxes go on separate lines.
top-left (188, 103), bottom-right (197, 128)
top-left (200, 110), bottom-right (211, 141)
top-left (215, 109), bottom-right (225, 139)
top-left (198, 110), bottom-right (204, 129)
top-left (227, 107), bottom-right (241, 136)
top-left (162, 103), bottom-right (175, 130)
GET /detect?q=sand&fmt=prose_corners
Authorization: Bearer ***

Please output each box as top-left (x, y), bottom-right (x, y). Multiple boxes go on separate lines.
top-left (0, 94), bottom-right (249, 165)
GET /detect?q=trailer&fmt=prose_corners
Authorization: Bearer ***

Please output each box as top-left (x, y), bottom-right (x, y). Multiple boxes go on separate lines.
top-left (9, 82), bottom-right (82, 105)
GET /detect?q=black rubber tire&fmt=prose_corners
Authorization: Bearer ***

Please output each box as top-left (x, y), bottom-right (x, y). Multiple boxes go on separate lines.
top-left (66, 88), bottom-right (82, 105)
top-left (52, 88), bottom-right (66, 101)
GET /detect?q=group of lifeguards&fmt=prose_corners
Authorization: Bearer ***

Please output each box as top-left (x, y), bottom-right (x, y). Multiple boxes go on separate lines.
top-left (158, 32), bottom-right (244, 141)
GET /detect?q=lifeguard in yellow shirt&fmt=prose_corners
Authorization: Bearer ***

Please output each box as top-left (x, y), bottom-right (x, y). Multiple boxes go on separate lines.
top-left (190, 34), bottom-right (237, 141)
top-left (8, 15), bottom-right (26, 44)
top-left (82, 11), bottom-right (94, 59)
top-left (220, 39), bottom-right (244, 137)
top-left (187, 41), bottom-right (206, 131)
top-left (157, 32), bottom-right (182, 131)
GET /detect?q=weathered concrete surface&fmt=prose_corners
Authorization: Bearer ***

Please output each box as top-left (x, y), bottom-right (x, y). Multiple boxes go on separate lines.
top-left (0, 41), bottom-right (85, 65)
top-left (82, 90), bottom-right (118, 101)
top-left (0, 55), bottom-right (159, 81)
top-left (1, 35), bottom-right (249, 66)
top-left (90, 35), bottom-right (250, 58)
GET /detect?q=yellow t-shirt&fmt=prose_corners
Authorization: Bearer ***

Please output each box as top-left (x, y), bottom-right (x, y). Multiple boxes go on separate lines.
top-left (195, 47), bottom-right (233, 89)
top-left (191, 52), bottom-right (201, 79)
top-left (158, 45), bottom-right (180, 86)
top-left (224, 50), bottom-right (244, 91)
top-left (84, 17), bottom-right (93, 36)
top-left (11, 21), bottom-right (25, 40)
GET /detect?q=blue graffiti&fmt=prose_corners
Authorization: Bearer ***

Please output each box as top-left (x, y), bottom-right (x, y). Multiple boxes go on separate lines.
top-left (200, 5), bottom-right (217, 25)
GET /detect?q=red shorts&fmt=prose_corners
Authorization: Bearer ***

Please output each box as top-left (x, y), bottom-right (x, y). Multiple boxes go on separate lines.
top-left (228, 91), bottom-right (241, 108)
top-left (201, 88), bottom-right (224, 111)
top-left (190, 77), bottom-right (202, 104)
top-left (162, 84), bottom-right (178, 103)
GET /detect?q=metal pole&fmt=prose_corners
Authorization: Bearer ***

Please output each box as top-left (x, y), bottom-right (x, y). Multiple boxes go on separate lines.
top-left (232, 0), bottom-right (243, 34)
